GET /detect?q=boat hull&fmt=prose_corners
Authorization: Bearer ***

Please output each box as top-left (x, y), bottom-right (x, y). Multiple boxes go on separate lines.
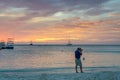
top-left (6, 47), bottom-right (14, 49)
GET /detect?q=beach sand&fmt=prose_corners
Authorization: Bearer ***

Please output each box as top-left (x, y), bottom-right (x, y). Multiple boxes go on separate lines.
top-left (0, 69), bottom-right (120, 80)
top-left (0, 71), bottom-right (120, 80)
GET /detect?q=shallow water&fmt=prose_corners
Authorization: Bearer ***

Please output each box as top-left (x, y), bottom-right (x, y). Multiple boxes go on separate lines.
top-left (0, 45), bottom-right (120, 70)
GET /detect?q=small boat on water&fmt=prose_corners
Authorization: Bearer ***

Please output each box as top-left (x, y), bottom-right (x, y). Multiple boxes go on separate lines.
top-left (6, 38), bottom-right (14, 49)
top-left (0, 41), bottom-right (6, 49)
top-left (29, 41), bottom-right (33, 45)
top-left (0, 38), bottom-right (14, 50)
top-left (66, 40), bottom-right (72, 46)
top-left (66, 43), bottom-right (72, 46)
top-left (66, 34), bottom-right (72, 46)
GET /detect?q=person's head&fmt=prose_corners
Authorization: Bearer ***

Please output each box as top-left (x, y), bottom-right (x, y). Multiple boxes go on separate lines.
top-left (77, 48), bottom-right (83, 51)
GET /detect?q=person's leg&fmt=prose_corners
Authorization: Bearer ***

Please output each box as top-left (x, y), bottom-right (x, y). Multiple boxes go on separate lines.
top-left (75, 65), bottom-right (78, 73)
top-left (75, 59), bottom-right (78, 73)
top-left (79, 59), bottom-right (83, 73)
top-left (80, 66), bottom-right (83, 73)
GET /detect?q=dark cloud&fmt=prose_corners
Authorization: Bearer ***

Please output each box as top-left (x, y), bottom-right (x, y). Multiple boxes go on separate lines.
top-left (0, 0), bottom-right (117, 23)
top-left (0, 0), bottom-right (111, 13)
top-left (0, 0), bottom-right (63, 20)
top-left (61, 0), bottom-right (110, 6)
top-left (0, 0), bottom-right (61, 10)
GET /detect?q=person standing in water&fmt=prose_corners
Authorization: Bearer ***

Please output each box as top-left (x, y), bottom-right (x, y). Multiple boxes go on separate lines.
top-left (74, 48), bottom-right (83, 73)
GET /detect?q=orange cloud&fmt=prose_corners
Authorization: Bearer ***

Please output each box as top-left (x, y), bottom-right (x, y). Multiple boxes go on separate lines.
top-left (0, 17), bottom-right (120, 44)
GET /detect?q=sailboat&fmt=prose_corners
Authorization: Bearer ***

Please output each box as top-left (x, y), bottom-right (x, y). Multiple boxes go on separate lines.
top-left (30, 41), bottom-right (33, 45)
top-left (66, 40), bottom-right (72, 46)
top-left (0, 41), bottom-right (6, 49)
top-left (6, 38), bottom-right (14, 49)
top-left (66, 34), bottom-right (72, 46)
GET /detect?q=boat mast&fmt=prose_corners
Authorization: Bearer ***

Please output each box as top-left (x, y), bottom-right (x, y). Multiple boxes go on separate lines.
top-left (67, 33), bottom-right (72, 46)
top-left (30, 41), bottom-right (33, 45)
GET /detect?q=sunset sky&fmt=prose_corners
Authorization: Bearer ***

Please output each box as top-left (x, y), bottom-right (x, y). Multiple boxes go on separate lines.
top-left (0, 0), bottom-right (120, 44)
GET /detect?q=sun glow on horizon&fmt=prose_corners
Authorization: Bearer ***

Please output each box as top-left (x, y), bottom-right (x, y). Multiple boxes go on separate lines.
top-left (0, 0), bottom-right (120, 44)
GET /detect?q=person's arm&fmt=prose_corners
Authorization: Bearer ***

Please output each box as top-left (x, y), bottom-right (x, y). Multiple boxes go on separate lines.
top-left (80, 51), bottom-right (82, 57)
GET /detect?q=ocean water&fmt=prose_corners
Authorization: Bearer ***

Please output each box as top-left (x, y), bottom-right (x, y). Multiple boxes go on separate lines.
top-left (0, 45), bottom-right (120, 72)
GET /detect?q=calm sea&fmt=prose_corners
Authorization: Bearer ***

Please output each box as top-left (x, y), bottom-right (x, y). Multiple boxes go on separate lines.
top-left (0, 45), bottom-right (120, 70)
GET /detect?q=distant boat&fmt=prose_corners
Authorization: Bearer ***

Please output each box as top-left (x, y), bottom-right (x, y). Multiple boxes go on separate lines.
top-left (66, 40), bottom-right (72, 46)
top-left (30, 41), bottom-right (33, 45)
top-left (0, 41), bottom-right (6, 49)
top-left (66, 34), bottom-right (72, 46)
top-left (6, 38), bottom-right (14, 49)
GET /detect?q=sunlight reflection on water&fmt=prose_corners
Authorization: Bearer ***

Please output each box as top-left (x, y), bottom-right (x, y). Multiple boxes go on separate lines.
top-left (0, 45), bottom-right (120, 69)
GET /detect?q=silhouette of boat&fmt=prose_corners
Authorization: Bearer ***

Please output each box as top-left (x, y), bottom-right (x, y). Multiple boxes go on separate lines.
top-left (6, 38), bottom-right (14, 49)
top-left (66, 40), bottom-right (72, 46)
top-left (0, 41), bottom-right (6, 49)
top-left (66, 34), bottom-right (72, 46)
top-left (30, 41), bottom-right (33, 45)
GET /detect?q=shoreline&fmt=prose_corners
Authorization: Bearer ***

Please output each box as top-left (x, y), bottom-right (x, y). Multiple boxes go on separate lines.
top-left (0, 71), bottom-right (120, 80)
